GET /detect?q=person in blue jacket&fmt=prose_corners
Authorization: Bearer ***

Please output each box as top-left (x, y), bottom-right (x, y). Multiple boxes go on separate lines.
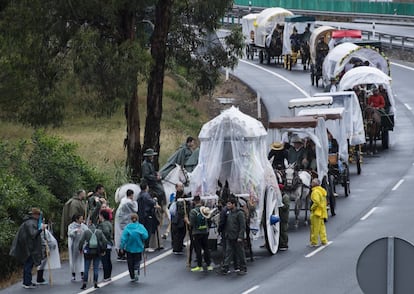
top-left (120, 213), bottom-right (149, 282)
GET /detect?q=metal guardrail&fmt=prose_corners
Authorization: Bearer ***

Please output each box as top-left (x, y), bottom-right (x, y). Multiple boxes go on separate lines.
top-left (226, 6), bottom-right (414, 52)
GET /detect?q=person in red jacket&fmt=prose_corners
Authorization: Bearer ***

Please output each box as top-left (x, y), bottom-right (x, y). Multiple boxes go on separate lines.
top-left (367, 87), bottom-right (385, 109)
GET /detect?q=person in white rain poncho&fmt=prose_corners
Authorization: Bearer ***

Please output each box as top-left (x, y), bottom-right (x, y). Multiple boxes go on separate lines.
top-left (114, 189), bottom-right (138, 260)
top-left (68, 214), bottom-right (88, 282)
top-left (36, 228), bottom-right (61, 284)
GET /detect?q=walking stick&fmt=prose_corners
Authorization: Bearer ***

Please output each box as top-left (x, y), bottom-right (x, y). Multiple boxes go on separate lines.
top-left (44, 229), bottom-right (53, 286)
top-left (143, 252), bottom-right (147, 276)
top-left (183, 200), bottom-right (191, 268)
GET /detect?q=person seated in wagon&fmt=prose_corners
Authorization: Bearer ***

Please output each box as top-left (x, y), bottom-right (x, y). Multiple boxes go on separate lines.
top-left (367, 86), bottom-right (385, 111)
top-left (287, 134), bottom-right (307, 170)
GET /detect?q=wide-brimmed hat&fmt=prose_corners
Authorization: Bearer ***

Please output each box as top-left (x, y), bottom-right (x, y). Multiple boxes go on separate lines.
top-left (200, 206), bottom-right (215, 219)
top-left (271, 142), bottom-right (284, 151)
top-left (143, 148), bottom-right (158, 156)
top-left (291, 135), bottom-right (303, 144)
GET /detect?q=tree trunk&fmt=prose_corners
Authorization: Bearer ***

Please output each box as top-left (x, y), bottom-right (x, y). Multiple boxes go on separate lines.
top-left (122, 10), bottom-right (142, 182)
top-left (144, 0), bottom-right (173, 170)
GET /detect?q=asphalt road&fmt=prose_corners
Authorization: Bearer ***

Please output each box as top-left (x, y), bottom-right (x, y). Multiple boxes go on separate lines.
top-left (4, 31), bottom-right (414, 294)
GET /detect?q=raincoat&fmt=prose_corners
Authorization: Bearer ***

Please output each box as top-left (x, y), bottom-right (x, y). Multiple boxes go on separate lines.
top-left (114, 197), bottom-right (138, 250)
top-left (68, 221), bottom-right (88, 275)
top-left (310, 185), bottom-right (328, 245)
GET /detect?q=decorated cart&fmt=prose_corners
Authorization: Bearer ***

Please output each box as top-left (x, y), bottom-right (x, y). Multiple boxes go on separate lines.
top-left (190, 106), bottom-right (283, 254)
top-left (309, 25), bottom-right (335, 87)
top-left (338, 66), bottom-right (395, 149)
top-left (242, 7), bottom-right (293, 64)
top-left (282, 15), bottom-right (315, 70)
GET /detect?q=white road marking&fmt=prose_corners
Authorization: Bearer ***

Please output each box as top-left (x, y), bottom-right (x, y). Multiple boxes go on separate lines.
top-left (391, 62), bottom-right (414, 71)
top-left (239, 59), bottom-right (311, 98)
top-left (360, 207), bottom-right (377, 221)
top-left (392, 179), bottom-right (404, 191)
top-left (241, 285), bottom-right (260, 294)
top-left (78, 249), bottom-right (174, 293)
top-left (305, 241), bottom-right (332, 258)
top-left (404, 103), bottom-right (412, 110)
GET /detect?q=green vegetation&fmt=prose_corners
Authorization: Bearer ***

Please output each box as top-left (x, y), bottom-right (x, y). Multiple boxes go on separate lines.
top-left (0, 74), bottom-right (209, 284)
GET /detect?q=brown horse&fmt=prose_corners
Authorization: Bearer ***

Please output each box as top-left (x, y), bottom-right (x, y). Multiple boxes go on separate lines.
top-left (364, 106), bottom-right (382, 154)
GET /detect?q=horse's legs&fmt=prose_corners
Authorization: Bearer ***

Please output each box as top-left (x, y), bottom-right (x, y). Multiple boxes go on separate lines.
top-left (245, 223), bottom-right (253, 262)
top-left (294, 196), bottom-right (300, 229)
top-left (161, 205), bottom-right (171, 238)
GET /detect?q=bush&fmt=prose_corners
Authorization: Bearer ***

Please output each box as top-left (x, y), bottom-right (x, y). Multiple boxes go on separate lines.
top-left (0, 131), bottom-right (110, 283)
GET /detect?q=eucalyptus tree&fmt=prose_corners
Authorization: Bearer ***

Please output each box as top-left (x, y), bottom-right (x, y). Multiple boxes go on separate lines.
top-left (0, 0), bottom-right (244, 181)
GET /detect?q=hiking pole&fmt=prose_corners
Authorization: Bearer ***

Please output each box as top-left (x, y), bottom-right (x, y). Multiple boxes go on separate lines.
top-left (143, 252), bottom-right (147, 276)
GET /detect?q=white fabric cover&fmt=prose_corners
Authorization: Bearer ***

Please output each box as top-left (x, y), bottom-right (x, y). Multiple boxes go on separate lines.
top-left (242, 13), bottom-right (259, 45)
top-left (309, 26), bottom-right (335, 64)
top-left (333, 47), bottom-right (390, 79)
top-left (337, 66), bottom-right (395, 114)
top-left (254, 7), bottom-right (293, 47)
top-left (314, 91), bottom-right (366, 145)
top-left (322, 42), bottom-right (359, 86)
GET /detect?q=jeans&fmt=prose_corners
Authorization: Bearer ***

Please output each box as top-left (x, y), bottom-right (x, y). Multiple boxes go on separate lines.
top-left (101, 249), bottom-right (112, 279)
top-left (23, 257), bottom-right (34, 286)
top-left (223, 239), bottom-right (246, 271)
top-left (83, 255), bottom-right (101, 283)
top-left (126, 252), bottom-right (142, 279)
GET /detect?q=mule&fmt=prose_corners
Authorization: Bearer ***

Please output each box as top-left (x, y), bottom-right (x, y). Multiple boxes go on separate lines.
top-left (364, 106), bottom-right (381, 155)
top-left (283, 162), bottom-right (312, 228)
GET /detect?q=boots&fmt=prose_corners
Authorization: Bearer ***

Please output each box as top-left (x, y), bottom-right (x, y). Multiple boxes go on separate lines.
top-left (80, 283), bottom-right (86, 290)
top-left (36, 269), bottom-right (47, 284)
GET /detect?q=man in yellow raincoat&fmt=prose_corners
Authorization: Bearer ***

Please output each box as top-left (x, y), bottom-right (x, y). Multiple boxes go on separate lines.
top-left (310, 178), bottom-right (328, 247)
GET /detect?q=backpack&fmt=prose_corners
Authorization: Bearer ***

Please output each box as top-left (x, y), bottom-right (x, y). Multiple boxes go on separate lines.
top-left (88, 229), bottom-right (98, 249)
top-left (195, 209), bottom-right (207, 231)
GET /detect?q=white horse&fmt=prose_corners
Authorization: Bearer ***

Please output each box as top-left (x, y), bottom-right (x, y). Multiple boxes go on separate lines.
top-left (283, 162), bottom-right (312, 228)
top-left (160, 164), bottom-right (192, 238)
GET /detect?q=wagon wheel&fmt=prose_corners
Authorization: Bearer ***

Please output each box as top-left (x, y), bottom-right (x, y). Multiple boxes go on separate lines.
top-left (263, 185), bottom-right (280, 255)
top-left (328, 174), bottom-right (336, 216)
top-left (381, 128), bottom-right (389, 149)
top-left (355, 148), bottom-right (362, 175)
top-left (343, 164), bottom-right (350, 197)
top-left (259, 50), bottom-right (264, 64)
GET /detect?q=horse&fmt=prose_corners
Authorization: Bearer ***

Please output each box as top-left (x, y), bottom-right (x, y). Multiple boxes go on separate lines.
top-left (160, 164), bottom-right (192, 238)
top-left (300, 41), bottom-right (311, 70)
top-left (266, 30), bottom-right (283, 64)
top-left (283, 162), bottom-right (312, 228)
top-left (363, 106), bottom-right (382, 155)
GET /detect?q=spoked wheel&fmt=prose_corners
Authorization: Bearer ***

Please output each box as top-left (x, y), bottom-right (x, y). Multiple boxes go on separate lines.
top-left (263, 185), bottom-right (280, 255)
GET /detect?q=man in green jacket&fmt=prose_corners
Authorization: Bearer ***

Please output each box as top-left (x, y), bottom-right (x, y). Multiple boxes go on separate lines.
top-left (61, 189), bottom-right (87, 240)
top-left (219, 197), bottom-right (247, 275)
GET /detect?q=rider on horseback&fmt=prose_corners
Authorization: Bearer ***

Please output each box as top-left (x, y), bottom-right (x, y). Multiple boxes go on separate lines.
top-left (141, 148), bottom-right (167, 207)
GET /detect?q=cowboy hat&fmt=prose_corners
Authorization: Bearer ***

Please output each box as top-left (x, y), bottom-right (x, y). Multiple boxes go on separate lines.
top-left (290, 135), bottom-right (303, 144)
top-left (271, 142), bottom-right (284, 151)
top-left (200, 206), bottom-right (215, 219)
top-left (143, 148), bottom-right (158, 156)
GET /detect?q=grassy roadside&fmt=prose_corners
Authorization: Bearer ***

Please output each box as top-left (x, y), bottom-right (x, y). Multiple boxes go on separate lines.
top-left (0, 74), bottom-right (210, 181)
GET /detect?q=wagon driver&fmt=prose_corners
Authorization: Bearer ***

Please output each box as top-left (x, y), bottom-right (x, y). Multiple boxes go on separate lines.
top-left (287, 135), bottom-right (307, 170)
top-left (368, 87), bottom-right (385, 111)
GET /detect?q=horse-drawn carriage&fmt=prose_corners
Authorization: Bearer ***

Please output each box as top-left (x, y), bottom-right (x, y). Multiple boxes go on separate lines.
top-left (190, 106), bottom-right (283, 254)
top-left (242, 7), bottom-right (293, 64)
top-left (338, 66), bottom-right (395, 151)
top-left (309, 25), bottom-right (334, 87)
top-left (313, 91), bottom-right (366, 174)
top-left (267, 116), bottom-right (335, 222)
top-left (282, 15), bottom-right (315, 70)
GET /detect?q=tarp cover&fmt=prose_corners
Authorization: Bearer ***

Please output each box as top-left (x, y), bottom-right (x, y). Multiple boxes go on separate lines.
top-left (337, 66), bottom-right (395, 114)
top-left (255, 7), bottom-right (293, 47)
top-left (334, 47), bottom-right (390, 79)
top-left (322, 42), bottom-right (359, 86)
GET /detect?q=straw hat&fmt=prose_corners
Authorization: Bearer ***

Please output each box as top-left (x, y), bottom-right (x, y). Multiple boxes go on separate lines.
top-left (271, 142), bottom-right (284, 151)
top-left (200, 206), bottom-right (215, 219)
